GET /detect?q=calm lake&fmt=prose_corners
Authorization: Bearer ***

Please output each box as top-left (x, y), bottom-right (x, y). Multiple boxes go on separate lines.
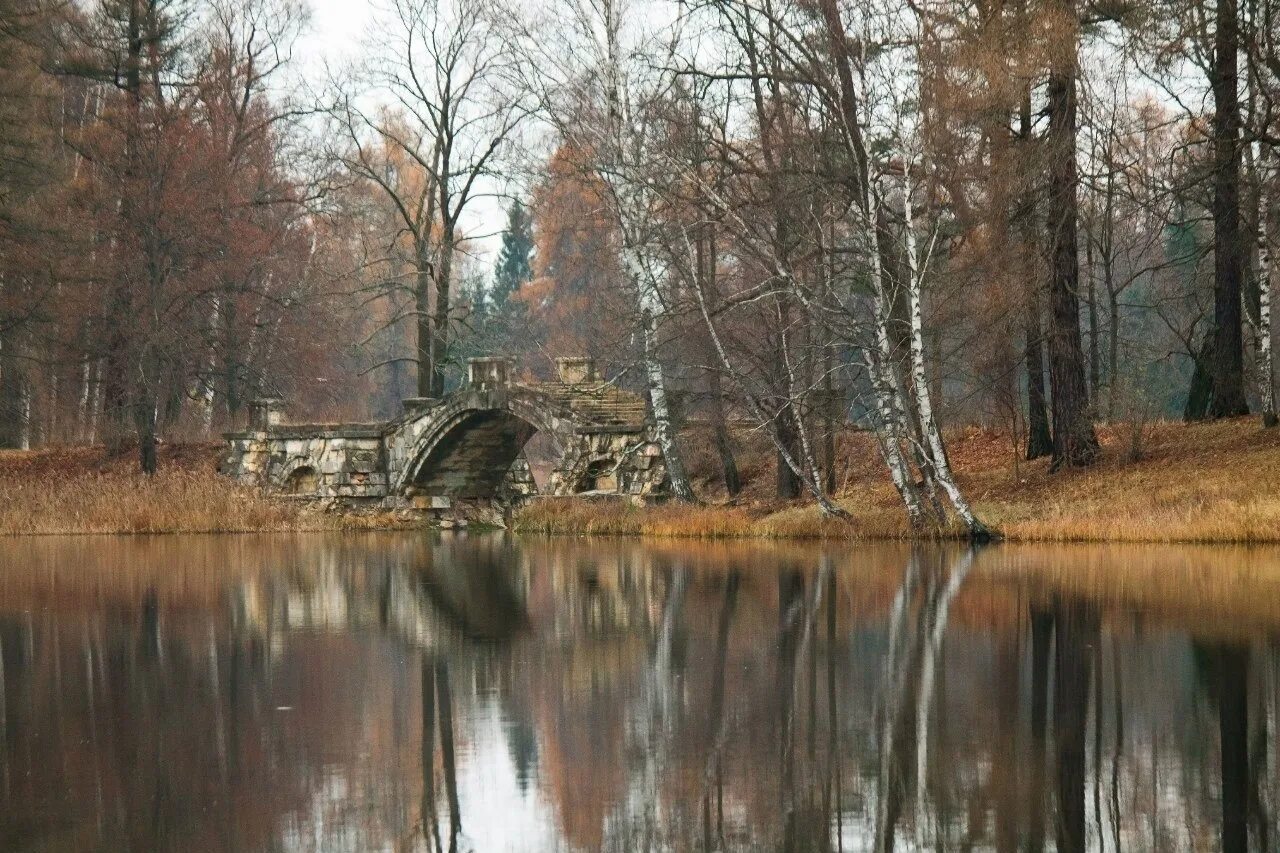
top-left (1, 533), bottom-right (1278, 852)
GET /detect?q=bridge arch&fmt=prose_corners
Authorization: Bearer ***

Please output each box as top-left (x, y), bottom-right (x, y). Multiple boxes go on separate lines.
top-left (394, 390), bottom-right (563, 498)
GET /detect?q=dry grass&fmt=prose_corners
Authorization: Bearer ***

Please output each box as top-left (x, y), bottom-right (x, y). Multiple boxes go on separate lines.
top-left (7, 416), bottom-right (1280, 542)
top-left (517, 417), bottom-right (1280, 544)
top-left (0, 445), bottom-right (407, 536)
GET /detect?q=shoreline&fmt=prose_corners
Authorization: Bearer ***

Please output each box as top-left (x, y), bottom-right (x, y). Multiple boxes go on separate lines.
top-left (3, 417), bottom-right (1280, 544)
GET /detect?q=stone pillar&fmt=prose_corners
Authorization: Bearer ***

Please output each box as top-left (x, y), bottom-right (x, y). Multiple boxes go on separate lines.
top-left (467, 357), bottom-right (514, 390)
top-left (556, 357), bottom-right (599, 384)
top-left (250, 397), bottom-right (285, 430)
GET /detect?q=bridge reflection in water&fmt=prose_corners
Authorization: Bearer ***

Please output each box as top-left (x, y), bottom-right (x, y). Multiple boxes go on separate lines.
top-left (1, 535), bottom-right (1278, 851)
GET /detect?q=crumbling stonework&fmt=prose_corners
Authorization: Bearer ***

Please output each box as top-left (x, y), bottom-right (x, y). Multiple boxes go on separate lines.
top-left (222, 357), bottom-right (670, 511)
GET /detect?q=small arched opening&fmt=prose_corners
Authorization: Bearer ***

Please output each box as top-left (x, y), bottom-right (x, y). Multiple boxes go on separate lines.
top-left (575, 458), bottom-right (618, 493)
top-left (284, 465), bottom-right (319, 495)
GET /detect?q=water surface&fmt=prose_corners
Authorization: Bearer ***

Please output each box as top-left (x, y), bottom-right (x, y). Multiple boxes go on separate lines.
top-left (2, 533), bottom-right (1278, 851)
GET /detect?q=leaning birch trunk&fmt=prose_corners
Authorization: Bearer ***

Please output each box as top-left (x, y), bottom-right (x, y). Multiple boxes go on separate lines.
top-left (638, 293), bottom-right (697, 502)
top-left (901, 168), bottom-right (991, 539)
top-left (1257, 148), bottom-right (1277, 427)
top-left (864, 227), bottom-right (928, 528)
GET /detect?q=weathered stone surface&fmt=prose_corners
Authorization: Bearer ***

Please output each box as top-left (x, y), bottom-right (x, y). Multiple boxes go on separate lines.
top-left (222, 356), bottom-right (670, 507)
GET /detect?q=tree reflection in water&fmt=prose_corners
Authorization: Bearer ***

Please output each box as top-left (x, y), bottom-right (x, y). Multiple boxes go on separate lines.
top-left (0, 534), bottom-right (1277, 850)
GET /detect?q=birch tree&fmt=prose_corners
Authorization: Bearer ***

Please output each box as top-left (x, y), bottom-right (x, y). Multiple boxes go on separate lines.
top-left (510, 0), bottom-right (697, 501)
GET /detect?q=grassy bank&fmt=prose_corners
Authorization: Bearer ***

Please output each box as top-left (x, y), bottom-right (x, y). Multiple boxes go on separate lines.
top-left (4, 417), bottom-right (1280, 542)
top-left (0, 445), bottom-right (408, 536)
top-left (515, 417), bottom-right (1280, 544)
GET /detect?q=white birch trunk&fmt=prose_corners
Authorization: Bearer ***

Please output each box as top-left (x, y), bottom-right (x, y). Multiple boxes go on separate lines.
top-left (901, 168), bottom-right (990, 538)
top-left (76, 360), bottom-right (91, 443)
top-left (47, 372), bottom-right (57, 443)
top-left (1258, 149), bottom-right (1277, 426)
top-left (865, 232), bottom-right (927, 527)
top-left (88, 361), bottom-right (103, 446)
top-left (17, 380), bottom-right (30, 451)
top-left (201, 297), bottom-right (221, 437)
top-left (639, 297), bottom-right (697, 502)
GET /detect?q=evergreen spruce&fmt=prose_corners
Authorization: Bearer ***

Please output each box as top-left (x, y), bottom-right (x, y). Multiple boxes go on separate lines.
top-left (492, 200), bottom-right (534, 311)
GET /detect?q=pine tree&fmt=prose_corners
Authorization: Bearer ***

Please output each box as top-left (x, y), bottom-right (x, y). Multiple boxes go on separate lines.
top-left (491, 200), bottom-right (533, 311)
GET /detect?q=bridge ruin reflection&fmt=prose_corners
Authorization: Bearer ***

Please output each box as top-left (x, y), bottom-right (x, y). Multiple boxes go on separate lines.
top-left (1, 536), bottom-right (1278, 850)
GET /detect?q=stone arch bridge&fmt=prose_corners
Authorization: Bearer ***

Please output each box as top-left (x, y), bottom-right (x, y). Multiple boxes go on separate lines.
top-left (222, 357), bottom-right (670, 508)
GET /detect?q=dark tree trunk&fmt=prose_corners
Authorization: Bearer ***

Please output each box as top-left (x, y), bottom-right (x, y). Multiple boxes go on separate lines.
top-left (698, 231), bottom-right (742, 498)
top-left (776, 402), bottom-right (803, 499)
top-left (1087, 252), bottom-right (1100, 402)
top-left (135, 389), bottom-right (157, 475)
top-left (223, 299), bottom-right (241, 422)
top-left (1044, 8), bottom-right (1100, 470)
top-left (1025, 285), bottom-right (1054, 460)
top-left (708, 368), bottom-right (742, 497)
top-left (431, 230), bottom-right (454, 398)
top-left (416, 246), bottom-right (434, 399)
top-left (1185, 335), bottom-right (1215, 420)
top-left (1019, 86), bottom-right (1053, 460)
top-left (0, 339), bottom-right (26, 449)
top-left (1209, 0), bottom-right (1250, 418)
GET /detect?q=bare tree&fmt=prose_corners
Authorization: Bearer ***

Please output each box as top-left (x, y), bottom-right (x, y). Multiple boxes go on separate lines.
top-left (327, 0), bottom-right (527, 398)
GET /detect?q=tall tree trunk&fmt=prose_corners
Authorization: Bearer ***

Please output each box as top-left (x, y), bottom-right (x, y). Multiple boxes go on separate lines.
top-left (776, 402), bottom-right (803, 499)
top-left (0, 335), bottom-right (25, 449)
top-left (697, 230), bottom-right (742, 497)
top-left (76, 358), bottom-right (92, 442)
top-left (1257, 154), bottom-right (1277, 426)
top-left (134, 362), bottom-right (157, 475)
top-left (1108, 289), bottom-right (1120, 420)
top-left (416, 243), bottom-right (434, 399)
top-left (1207, 0), bottom-right (1249, 417)
top-left (707, 367), bottom-right (742, 497)
top-left (902, 169), bottom-right (990, 539)
top-left (431, 229), bottom-right (454, 398)
top-left (1045, 6), bottom-right (1100, 469)
top-left (642, 306), bottom-right (697, 502)
top-left (1087, 244), bottom-right (1101, 402)
top-left (1019, 86), bottom-right (1053, 459)
top-left (222, 298), bottom-right (243, 423)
